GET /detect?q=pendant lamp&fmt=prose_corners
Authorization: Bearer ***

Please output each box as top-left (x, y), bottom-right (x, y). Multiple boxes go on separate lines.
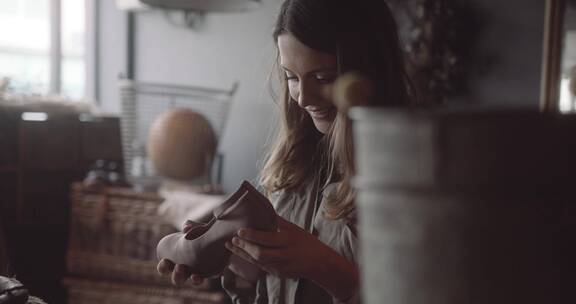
top-left (140, 0), bottom-right (261, 12)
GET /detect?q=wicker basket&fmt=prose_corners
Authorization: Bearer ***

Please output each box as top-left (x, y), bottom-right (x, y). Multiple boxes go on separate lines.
top-left (63, 277), bottom-right (229, 304)
top-left (67, 183), bottom-right (204, 286)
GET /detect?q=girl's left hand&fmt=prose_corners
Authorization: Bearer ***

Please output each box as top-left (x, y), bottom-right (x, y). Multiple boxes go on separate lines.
top-left (225, 215), bottom-right (331, 279)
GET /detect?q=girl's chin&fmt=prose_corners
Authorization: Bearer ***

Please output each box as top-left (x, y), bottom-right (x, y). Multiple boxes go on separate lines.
top-left (308, 107), bottom-right (336, 134)
top-left (312, 119), bottom-right (333, 134)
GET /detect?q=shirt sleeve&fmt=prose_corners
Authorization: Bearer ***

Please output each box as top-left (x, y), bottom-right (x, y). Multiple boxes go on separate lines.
top-left (332, 210), bottom-right (362, 304)
top-left (318, 183), bottom-right (361, 304)
top-left (221, 268), bottom-right (247, 304)
top-left (254, 276), bottom-right (269, 304)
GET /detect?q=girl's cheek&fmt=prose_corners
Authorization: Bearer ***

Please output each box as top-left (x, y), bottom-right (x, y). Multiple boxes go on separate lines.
top-left (321, 85), bottom-right (335, 104)
top-left (288, 85), bottom-right (299, 101)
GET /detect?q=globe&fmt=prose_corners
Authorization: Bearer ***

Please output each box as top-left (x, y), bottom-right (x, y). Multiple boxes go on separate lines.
top-left (147, 108), bottom-right (217, 181)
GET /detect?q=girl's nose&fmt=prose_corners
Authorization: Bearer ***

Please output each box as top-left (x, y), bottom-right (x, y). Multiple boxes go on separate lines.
top-left (297, 82), bottom-right (314, 108)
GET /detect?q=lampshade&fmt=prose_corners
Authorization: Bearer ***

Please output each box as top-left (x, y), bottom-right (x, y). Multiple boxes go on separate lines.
top-left (140, 0), bottom-right (261, 12)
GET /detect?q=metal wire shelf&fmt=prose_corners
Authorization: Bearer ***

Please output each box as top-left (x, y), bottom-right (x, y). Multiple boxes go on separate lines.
top-left (120, 79), bottom-right (237, 186)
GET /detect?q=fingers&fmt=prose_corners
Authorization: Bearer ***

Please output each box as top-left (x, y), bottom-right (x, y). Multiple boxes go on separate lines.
top-left (225, 240), bottom-right (280, 277)
top-left (228, 255), bottom-right (262, 283)
top-left (227, 262), bottom-right (244, 278)
top-left (225, 241), bottom-right (259, 265)
top-left (158, 258), bottom-right (205, 286)
top-left (236, 216), bottom-right (298, 247)
top-left (237, 228), bottom-right (283, 248)
top-left (229, 237), bottom-right (281, 265)
top-left (157, 259), bottom-right (175, 275)
top-left (183, 220), bottom-right (199, 233)
top-left (172, 264), bottom-right (192, 286)
top-left (190, 274), bottom-right (205, 285)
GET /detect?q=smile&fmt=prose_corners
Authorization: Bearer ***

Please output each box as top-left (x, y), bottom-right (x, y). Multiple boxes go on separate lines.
top-left (307, 107), bottom-right (334, 120)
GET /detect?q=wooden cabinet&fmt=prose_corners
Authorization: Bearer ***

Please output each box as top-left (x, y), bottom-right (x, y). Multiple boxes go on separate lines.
top-left (79, 117), bottom-right (123, 169)
top-left (0, 109), bottom-right (122, 303)
top-left (0, 109), bottom-right (18, 166)
top-left (0, 114), bottom-right (122, 225)
top-left (0, 170), bottom-right (18, 221)
top-left (20, 119), bottom-right (80, 171)
top-left (21, 171), bottom-right (83, 224)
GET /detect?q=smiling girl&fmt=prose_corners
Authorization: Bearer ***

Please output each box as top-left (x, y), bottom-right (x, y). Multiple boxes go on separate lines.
top-left (158, 0), bottom-right (412, 303)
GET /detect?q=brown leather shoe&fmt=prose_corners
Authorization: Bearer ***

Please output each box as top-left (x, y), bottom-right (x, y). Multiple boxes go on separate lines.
top-left (156, 181), bottom-right (277, 277)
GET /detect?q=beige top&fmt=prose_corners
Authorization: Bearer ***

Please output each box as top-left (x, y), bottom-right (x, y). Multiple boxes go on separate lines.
top-left (222, 179), bottom-right (360, 304)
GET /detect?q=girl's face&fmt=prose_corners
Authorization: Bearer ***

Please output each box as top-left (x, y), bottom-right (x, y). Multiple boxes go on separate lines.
top-left (278, 34), bottom-right (338, 134)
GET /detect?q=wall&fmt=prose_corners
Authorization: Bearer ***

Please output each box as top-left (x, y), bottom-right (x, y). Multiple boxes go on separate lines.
top-left (450, 0), bottom-right (545, 107)
top-left (97, 0), bottom-right (127, 114)
top-left (97, 0), bottom-right (547, 192)
top-left (98, 0), bottom-right (281, 192)
top-left (563, 4), bottom-right (576, 74)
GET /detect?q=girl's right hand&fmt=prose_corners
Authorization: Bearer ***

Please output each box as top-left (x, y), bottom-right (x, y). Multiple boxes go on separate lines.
top-left (156, 220), bottom-right (258, 286)
top-left (156, 220), bottom-right (206, 286)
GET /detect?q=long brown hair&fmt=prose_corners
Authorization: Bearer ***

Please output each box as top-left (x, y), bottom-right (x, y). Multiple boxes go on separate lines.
top-left (260, 0), bottom-right (412, 219)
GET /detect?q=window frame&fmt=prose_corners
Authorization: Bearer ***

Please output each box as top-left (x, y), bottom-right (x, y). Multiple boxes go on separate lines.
top-left (2, 0), bottom-right (93, 99)
top-left (84, 0), bottom-right (98, 102)
top-left (49, 0), bottom-right (62, 94)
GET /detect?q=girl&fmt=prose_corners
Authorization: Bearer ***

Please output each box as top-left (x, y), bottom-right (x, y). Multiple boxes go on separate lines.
top-left (159, 0), bottom-right (412, 303)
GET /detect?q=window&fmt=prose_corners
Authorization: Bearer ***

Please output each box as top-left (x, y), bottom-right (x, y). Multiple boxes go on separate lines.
top-left (0, 0), bottom-right (86, 99)
top-left (559, 31), bottom-right (576, 113)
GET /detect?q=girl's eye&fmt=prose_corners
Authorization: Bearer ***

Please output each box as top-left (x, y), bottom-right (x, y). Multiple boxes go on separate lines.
top-left (315, 74), bottom-right (336, 84)
top-left (285, 74), bottom-right (298, 82)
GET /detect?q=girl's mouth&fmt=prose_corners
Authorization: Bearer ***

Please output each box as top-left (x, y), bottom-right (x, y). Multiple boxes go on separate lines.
top-left (307, 107), bottom-right (335, 120)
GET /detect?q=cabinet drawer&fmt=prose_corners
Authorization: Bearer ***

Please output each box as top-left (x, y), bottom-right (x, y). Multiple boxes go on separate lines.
top-left (0, 110), bottom-right (18, 166)
top-left (20, 119), bottom-right (79, 170)
top-left (21, 171), bottom-right (82, 224)
top-left (80, 116), bottom-right (122, 170)
top-left (0, 172), bottom-right (18, 222)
